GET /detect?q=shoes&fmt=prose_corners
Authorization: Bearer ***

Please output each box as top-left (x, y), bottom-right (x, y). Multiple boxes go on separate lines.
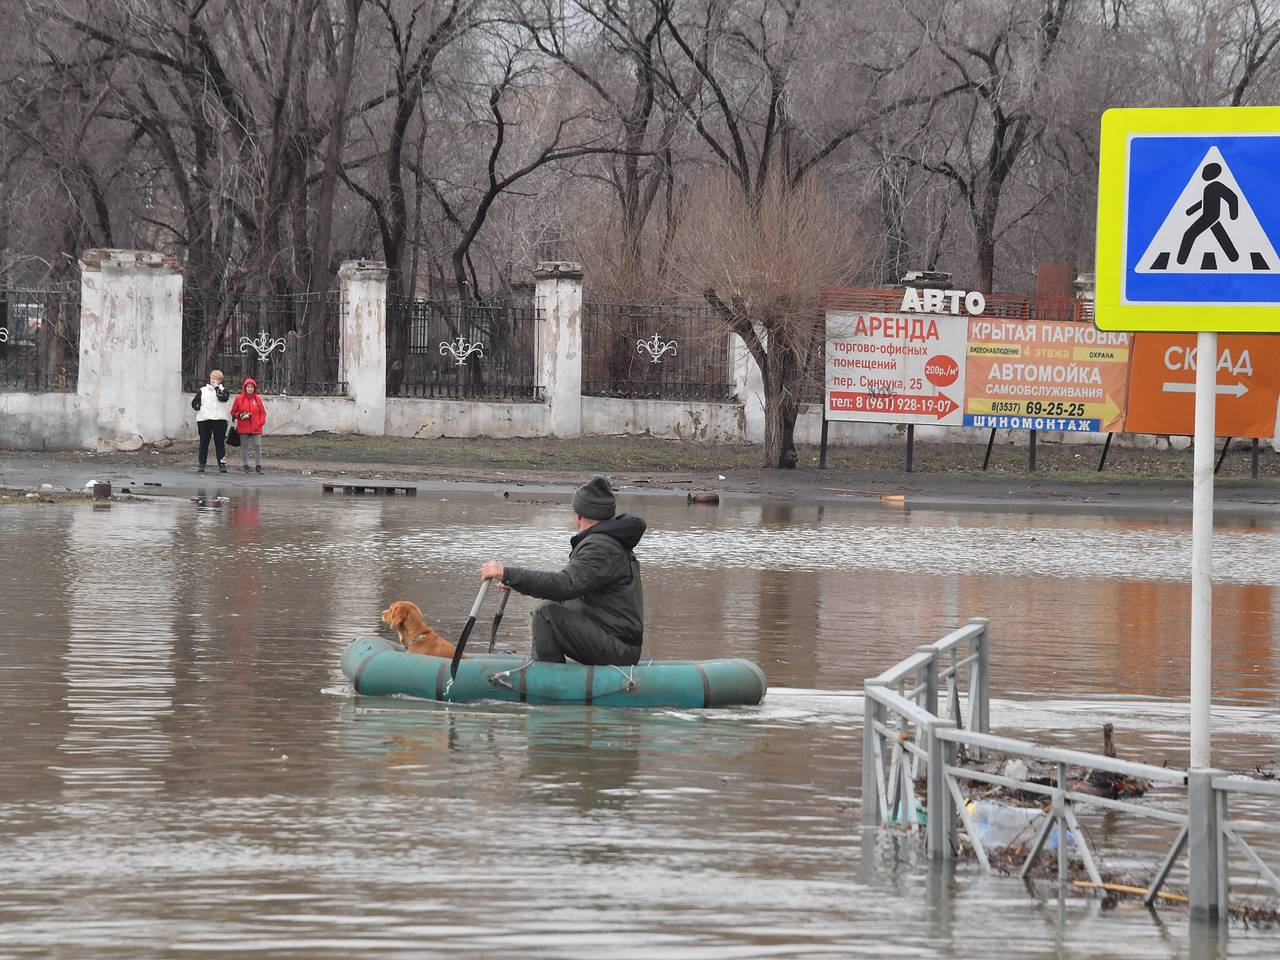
top-left (243, 465), bottom-right (251, 473)
top-left (197, 465), bottom-right (205, 473)
top-left (255, 465), bottom-right (263, 474)
top-left (218, 462), bottom-right (227, 473)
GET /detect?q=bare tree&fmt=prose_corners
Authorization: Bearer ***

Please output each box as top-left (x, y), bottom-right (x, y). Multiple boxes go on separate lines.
top-left (889, 0), bottom-right (1082, 293)
top-left (636, 0), bottom-right (945, 465)
top-left (669, 172), bottom-right (863, 468)
top-left (311, 0), bottom-right (366, 293)
top-left (515, 0), bottom-right (683, 292)
top-left (1139, 0), bottom-right (1280, 106)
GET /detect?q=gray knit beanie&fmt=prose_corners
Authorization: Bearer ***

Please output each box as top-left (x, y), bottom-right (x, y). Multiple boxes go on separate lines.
top-left (572, 475), bottom-right (616, 520)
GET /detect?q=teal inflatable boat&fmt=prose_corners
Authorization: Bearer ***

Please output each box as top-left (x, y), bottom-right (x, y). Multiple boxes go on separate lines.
top-left (342, 636), bottom-right (767, 708)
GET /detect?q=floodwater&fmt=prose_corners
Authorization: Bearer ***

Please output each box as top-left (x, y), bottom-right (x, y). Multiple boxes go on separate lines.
top-left (1, 486), bottom-right (1278, 959)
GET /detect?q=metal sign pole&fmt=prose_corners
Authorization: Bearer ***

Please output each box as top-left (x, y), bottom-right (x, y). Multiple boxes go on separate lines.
top-left (1094, 106), bottom-right (1280, 921)
top-left (1190, 329), bottom-right (1217, 769)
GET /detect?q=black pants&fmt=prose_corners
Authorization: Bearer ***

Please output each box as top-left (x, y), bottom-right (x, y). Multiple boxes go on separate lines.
top-left (197, 420), bottom-right (228, 466)
top-left (531, 602), bottom-right (641, 666)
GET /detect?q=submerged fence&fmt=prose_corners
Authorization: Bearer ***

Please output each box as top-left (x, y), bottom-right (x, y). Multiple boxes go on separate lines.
top-left (863, 621), bottom-right (1280, 919)
top-left (181, 290), bottom-right (343, 395)
top-left (0, 284), bottom-right (80, 392)
top-left (387, 297), bottom-right (542, 400)
top-left (581, 300), bottom-right (734, 402)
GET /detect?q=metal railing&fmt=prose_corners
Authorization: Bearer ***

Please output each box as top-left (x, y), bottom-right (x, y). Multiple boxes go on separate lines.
top-left (861, 619), bottom-right (990, 833)
top-left (0, 284), bottom-right (80, 392)
top-left (182, 290), bottom-right (343, 395)
top-left (388, 297), bottom-right (542, 401)
top-left (863, 622), bottom-right (1280, 920)
top-left (581, 300), bottom-right (735, 402)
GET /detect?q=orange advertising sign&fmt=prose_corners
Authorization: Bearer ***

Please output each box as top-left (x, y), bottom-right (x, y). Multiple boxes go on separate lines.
top-left (1126, 334), bottom-right (1280, 437)
top-left (963, 320), bottom-right (1132, 433)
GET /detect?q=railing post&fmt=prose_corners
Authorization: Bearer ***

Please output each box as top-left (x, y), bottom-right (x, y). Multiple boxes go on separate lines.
top-left (927, 719), bottom-right (956, 859)
top-left (915, 646), bottom-right (939, 718)
top-left (1216, 785), bottom-right (1229, 911)
top-left (970, 617), bottom-right (991, 737)
top-left (862, 681), bottom-right (886, 829)
top-left (1188, 768), bottom-right (1225, 922)
top-left (1056, 762), bottom-right (1069, 886)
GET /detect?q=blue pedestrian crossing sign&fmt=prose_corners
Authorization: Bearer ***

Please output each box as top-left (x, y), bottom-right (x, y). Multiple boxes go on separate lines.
top-left (1095, 106), bottom-right (1280, 333)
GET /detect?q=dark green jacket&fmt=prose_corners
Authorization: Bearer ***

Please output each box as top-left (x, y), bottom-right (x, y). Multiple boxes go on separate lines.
top-left (503, 514), bottom-right (646, 645)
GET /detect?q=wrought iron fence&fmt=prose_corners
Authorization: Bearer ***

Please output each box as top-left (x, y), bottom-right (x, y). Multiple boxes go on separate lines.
top-left (0, 283), bottom-right (80, 392)
top-left (182, 290), bottom-right (343, 395)
top-left (582, 300), bottom-right (735, 402)
top-left (387, 297), bottom-right (542, 400)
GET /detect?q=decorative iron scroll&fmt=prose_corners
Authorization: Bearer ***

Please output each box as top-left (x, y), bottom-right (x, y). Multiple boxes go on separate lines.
top-left (440, 336), bottom-right (485, 365)
top-left (238, 331), bottom-right (287, 362)
top-left (636, 332), bottom-right (677, 363)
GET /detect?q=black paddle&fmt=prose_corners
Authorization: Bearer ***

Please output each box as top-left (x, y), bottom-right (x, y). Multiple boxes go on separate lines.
top-left (450, 579), bottom-right (492, 679)
top-left (487, 588), bottom-right (511, 653)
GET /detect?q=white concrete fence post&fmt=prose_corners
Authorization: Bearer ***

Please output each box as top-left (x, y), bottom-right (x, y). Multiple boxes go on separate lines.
top-left (533, 261), bottom-right (583, 438)
top-left (338, 260), bottom-right (388, 435)
top-left (732, 328), bottom-right (766, 444)
top-left (77, 250), bottom-right (184, 451)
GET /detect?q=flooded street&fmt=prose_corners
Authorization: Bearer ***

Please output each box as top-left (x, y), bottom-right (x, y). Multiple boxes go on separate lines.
top-left (1, 488), bottom-right (1278, 958)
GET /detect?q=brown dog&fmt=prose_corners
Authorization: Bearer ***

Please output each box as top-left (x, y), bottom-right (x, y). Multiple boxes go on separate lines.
top-left (381, 600), bottom-right (461, 659)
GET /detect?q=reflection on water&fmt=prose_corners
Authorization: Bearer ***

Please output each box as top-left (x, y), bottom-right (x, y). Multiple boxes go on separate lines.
top-left (0, 491), bottom-right (1277, 958)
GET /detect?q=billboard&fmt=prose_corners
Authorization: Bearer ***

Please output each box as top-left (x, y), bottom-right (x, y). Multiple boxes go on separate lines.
top-left (825, 311), bottom-right (966, 425)
top-left (962, 320), bottom-right (1132, 433)
top-left (822, 290), bottom-right (1280, 438)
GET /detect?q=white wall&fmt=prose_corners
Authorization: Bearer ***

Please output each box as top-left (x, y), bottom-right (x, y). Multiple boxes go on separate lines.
top-left (279, 394), bottom-right (747, 443)
top-left (0, 392), bottom-right (95, 450)
top-left (582, 396), bottom-right (745, 443)
top-left (386, 398), bottom-right (550, 439)
top-left (253, 396), bottom-right (360, 436)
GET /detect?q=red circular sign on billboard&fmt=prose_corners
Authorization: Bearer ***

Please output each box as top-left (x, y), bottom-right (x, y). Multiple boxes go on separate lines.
top-left (924, 355), bottom-right (959, 387)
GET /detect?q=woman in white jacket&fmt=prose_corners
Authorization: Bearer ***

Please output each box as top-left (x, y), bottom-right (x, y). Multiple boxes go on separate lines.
top-left (192, 369), bottom-right (232, 473)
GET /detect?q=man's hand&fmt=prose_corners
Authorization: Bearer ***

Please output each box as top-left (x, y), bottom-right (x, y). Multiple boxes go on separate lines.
top-left (480, 560), bottom-right (505, 584)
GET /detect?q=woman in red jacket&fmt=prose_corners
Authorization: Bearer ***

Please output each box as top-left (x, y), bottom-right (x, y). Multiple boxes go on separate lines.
top-left (230, 377), bottom-right (268, 473)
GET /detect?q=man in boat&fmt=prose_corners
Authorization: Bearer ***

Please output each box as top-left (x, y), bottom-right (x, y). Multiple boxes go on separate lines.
top-left (480, 476), bottom-right (646, 666)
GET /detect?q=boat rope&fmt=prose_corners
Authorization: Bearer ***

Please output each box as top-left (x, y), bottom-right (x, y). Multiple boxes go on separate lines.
top-left (487, 658), bottom-right (535, 690)
top-left (606, 663), bottom-right (639, 691)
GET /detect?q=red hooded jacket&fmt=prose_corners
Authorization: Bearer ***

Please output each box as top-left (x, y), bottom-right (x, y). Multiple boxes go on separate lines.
top-left (230, 378), bottom-right (267, 434)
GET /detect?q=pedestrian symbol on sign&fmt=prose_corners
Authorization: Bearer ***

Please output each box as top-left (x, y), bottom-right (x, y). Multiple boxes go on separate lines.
top-left (1137, 146), bottom-right (1279, 274)
top-left (1177, 162), bottom-right (1238, 266)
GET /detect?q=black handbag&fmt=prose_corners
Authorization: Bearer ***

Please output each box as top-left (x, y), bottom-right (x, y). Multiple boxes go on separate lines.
top-left (191, 392), bottom-right (201, 411)
top-left (225, 423), bottom-right (241, 447)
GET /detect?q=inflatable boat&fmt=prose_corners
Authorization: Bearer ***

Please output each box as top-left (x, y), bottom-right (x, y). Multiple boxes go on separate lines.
top-left (342, 636), bottom-right (768, 708)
